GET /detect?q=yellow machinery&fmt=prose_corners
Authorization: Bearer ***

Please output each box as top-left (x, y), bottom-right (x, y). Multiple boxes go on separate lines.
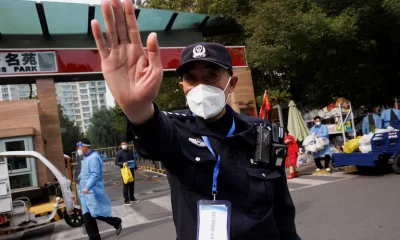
top-left (0, 151), bottom-right (83, 237)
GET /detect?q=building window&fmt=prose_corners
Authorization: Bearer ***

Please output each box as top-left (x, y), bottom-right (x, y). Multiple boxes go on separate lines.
top-left (90, 88), bottom-right (97, 92)
top-left (72, 85), bottom-right (77, 90)
top-left (83, 113), bottom-right (91, 118)
top-left (81, 101), bottom-right (89, 106)
top-left (81, 95), bottom-right (89, 100)
top-left (79, 83), bottom-right (87, 88)
top-left (90, 82), bottom-right (97, 87)
top-left (82, 107), bottom-right (90, 112)
top-left (80, 89), bottom-right (88, 94)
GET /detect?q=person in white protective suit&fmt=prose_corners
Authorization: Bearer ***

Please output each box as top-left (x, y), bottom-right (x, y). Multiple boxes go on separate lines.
top-left (77, 138), bottom-right (122, 240)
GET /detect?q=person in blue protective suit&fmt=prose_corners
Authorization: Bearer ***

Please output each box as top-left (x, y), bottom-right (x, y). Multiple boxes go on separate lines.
top-left (380, 105), bottom-right (400, 128)
top-left (309, 116), bottom-right (332, 172)
top-left (362, 108), bottom-right (381, 135)
top-left (77, 138), bottom-right (122, 240)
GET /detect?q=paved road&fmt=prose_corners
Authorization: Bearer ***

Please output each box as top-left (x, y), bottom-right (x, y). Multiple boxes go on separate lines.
top-left (78, 171), bottom-right (400, 240)
top-left (2, 168), bottom-right (169, 240)
top-left (293, 172), bottom-right (400, 240)
top-left (6, 167), bottom-right (400, 240)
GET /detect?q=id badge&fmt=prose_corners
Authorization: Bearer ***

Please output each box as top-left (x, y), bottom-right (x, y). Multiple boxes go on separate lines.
top-left (197, 200), bottom-right (231, 240)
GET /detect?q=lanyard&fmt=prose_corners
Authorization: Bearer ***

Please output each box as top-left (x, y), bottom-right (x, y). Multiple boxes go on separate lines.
top-left (201, 115), bottom-right (236, 201)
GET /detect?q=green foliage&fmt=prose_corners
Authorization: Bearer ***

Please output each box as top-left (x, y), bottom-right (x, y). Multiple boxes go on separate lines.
top-left (86, 108), bottom-right (125, 148)
top-left (255, 89), bottom-right (292, 107)
top-left (154, 78), bottom-right (187, 111)
top-left (111, 103), bottom-right (127, 135)
top-left (144, 0), bottom-right (400, 107)
top-left (58, 104), bottom-right (84, 156)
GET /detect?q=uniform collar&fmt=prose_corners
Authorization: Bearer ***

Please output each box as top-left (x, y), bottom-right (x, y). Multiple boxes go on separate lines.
top-left (190, 105), bottom-right (256, 146)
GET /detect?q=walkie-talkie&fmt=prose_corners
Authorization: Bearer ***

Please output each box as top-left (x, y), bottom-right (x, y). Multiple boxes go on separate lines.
top-left (253, 114), bottom-right (287, 167)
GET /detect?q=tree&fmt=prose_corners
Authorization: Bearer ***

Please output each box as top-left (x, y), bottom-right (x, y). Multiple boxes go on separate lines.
top-left (58, 104), bottom-right (84, 156)
top-left (111, 102), bottom-right (127, 136)
top-left (154, 77), bottom-right (187, 111)
top-left (144, 0), bottom-right (400, 107)
top-left (86, 108), bottom-right (125, 148)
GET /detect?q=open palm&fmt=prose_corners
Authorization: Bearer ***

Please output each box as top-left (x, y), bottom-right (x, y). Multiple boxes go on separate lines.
top-left (91, 0), bottom-right (163, 123)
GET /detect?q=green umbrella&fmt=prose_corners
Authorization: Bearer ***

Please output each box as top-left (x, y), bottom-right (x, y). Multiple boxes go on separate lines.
top-left (287, 100), bottom-right (310, 141)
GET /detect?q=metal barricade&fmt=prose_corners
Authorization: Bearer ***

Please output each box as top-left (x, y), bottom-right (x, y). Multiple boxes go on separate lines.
top-left (72, 144), bottom-right (166, 175)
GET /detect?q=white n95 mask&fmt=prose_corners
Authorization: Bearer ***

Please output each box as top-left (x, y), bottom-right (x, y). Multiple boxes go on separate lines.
top-left (186, 77), bottom-right (231, 119)
top-left (77, 149), bottom-right (83, 156)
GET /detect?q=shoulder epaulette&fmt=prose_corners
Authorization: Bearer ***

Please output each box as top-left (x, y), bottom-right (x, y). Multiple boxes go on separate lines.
top-left (162, 111), bottom-right (191, 119)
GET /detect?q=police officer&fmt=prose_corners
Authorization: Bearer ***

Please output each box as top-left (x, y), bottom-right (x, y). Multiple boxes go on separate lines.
top-left (91, 1), bottom-right (300, 239)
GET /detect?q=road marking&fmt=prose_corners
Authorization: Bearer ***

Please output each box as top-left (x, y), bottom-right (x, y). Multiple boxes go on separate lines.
top-left (143, 169), bottom-right (167, 177)
top-left (149, 195), bottom-right (172, 212)
top-left (288, 173), bottom-right (356, 192)
top-left (104, 175), bottom-right (122, 182)
top-left (288, 178), bottom-right (331, 186)
top-left (112, 204), bottom-right (148, 226)
top-left (60, 216), bottom-right (173, 240)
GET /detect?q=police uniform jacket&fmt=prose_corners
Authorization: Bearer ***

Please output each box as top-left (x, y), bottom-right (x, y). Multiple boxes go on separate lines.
top-left (127, 103), bottom-right (300, 240)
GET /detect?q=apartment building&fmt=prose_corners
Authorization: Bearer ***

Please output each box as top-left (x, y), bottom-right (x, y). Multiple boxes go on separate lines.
top-left (55, 81), bottom-right (107, 133)
top-left (0, 84), bottom-right (38, 101)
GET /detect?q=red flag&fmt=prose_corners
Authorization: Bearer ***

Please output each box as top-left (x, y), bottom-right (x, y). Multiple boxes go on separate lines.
top-left (259, 90), bottom-right (271, 119)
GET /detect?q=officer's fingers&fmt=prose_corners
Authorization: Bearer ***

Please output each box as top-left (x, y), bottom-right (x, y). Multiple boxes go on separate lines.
top-left (101, 0), bottom-right (118, 49)
top-left (147, 33), bottom-right (161, 67)
top-left (124, 0), bottom-right (143, 46)
top-left (111, 0), bottom-right (129, 44)
top-left (91, 20), bottom-right (109, 59)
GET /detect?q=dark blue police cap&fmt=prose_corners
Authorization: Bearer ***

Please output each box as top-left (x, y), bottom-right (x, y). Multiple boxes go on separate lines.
top-left (176, 42), bottom-right (233, 75)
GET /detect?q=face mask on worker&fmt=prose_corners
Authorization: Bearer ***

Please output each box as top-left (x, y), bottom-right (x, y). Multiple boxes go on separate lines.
top-left (77, 149), bottom-right (84, 156)
top-left (315, 121), bottom-right (321, 126)
top-left (186, 77), bottom-right (231, 119)
top-left (122, 145), bottom-right (127, 150)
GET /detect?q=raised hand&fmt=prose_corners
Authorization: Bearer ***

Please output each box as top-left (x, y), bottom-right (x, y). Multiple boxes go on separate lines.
top-left (91, 0), bottom-right (163, 124)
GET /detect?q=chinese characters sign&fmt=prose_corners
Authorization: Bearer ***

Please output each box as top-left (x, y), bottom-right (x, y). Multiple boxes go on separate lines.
top-left (0, 52), bottom-right (57, 75)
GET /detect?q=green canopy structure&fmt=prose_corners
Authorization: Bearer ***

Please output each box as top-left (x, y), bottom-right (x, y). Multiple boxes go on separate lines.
top-left (0, 0), bottom-right (241, 48)
top-left (287, 100), bottom-right (310, 141)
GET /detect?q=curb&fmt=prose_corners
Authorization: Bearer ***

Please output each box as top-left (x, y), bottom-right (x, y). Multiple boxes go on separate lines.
top-left (138, 166), bottom-right (166, 174)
